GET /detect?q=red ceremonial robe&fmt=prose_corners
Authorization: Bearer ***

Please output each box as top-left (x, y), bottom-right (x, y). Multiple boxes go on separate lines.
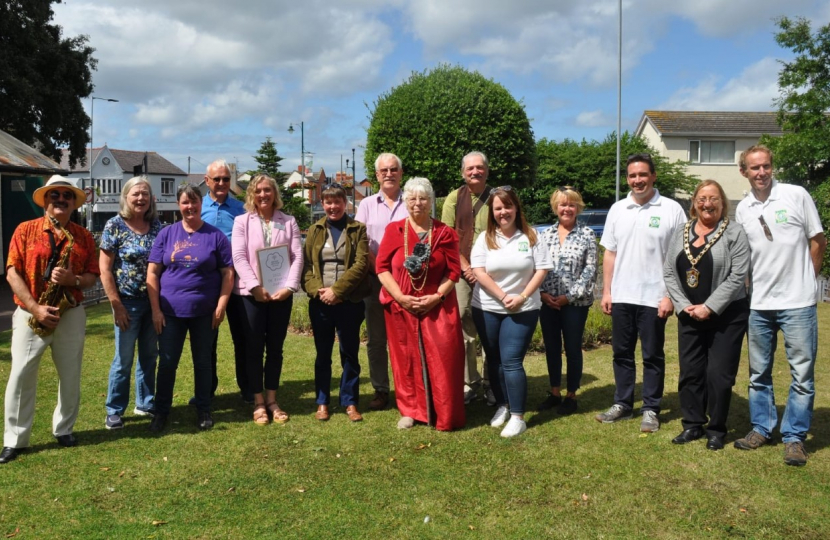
top-left (376, 218), bottom-right (466, 431)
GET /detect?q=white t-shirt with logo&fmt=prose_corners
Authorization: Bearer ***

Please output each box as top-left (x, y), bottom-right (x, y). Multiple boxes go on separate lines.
top-left (470, 229), bottom-right (553, 314)
top-left (600, 189), bottom-right (687, 308)
top-left (735, 181), bottom-right (823, 310)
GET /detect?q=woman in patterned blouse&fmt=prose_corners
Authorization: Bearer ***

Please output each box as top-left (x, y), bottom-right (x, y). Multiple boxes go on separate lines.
top-left (100, 176), bottom-right (163, 430)
top-left (537, 187), bottom-right (598, 415)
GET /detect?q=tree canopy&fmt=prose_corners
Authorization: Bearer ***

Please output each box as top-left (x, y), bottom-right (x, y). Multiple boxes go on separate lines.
top-left (365, 64), bottom-right (536, 196)
top-left (520, 132), bottom-right (698, 225)
top-left (0, 0), bottom-right (97, 168)
top-left (760, 16), bottom-right (830, 188)
top-left (248, 137), bottom-right (310, 230)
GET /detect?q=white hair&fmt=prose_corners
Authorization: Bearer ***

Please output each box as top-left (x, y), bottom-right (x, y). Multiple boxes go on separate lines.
top-left (403, 177), bottom-right (434, 203)
top-left (207, 159), bottom-right (230, 175)
top-left (374, 153), bottom-right (403, 170)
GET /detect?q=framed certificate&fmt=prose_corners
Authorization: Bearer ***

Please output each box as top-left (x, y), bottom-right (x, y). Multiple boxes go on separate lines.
top-left (256, 244), bottom-right (291, 296)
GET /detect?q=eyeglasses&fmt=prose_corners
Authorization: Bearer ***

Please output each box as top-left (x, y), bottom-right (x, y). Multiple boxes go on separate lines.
top-left (326, 182), bottom-right (344, 189)
top-left (558, 186), bottom-right (574, 193)
top-left (209, 176), bottom-right (231, 184)
top-left (496, 185), bottom-right (513, 192)
top-left (758, 215), bottom-right (773, 241)
top-left (695, 196), bottom-right (721, 204)
top-left (48, 190), bottom-right (75, 201)
top-left (377, 167), bottom-right (399, 175)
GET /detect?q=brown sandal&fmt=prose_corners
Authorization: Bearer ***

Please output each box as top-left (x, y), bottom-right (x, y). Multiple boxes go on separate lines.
top-left (266, 402), bottom-right (289, 424)
top-left (253, 403), bottom-right (269, 425)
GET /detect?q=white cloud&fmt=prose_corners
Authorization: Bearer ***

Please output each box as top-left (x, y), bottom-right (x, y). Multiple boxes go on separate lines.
top-left (659, 57), bottom-right (779, 111)
top-left (575, 110), bottom-right (615, 127)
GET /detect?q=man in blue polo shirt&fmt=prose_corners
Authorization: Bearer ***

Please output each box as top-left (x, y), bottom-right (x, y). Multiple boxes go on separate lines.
top-left (201, 159), bottom-right (247, 402)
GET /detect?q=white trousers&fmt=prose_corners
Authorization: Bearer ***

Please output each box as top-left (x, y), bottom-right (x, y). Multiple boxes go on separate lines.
top-left (4, 306), bottom-right (86, 448)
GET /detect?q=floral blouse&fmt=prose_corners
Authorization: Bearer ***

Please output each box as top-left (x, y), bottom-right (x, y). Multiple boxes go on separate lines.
top-left (100, 215), bottom-right (162, 299)
top-left (539, 223), bottom-right (598, 307)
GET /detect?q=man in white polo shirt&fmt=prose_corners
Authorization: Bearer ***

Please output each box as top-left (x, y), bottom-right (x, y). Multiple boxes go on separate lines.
top-left (732, 145), bottom-right (826, 466)
top-left (596, 153), bottom-right (686, 432)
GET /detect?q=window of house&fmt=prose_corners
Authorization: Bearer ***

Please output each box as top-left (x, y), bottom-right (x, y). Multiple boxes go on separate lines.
top-left (689, 140), bottom-right (735, 164)
top-left (161, 178), bottom-right (174, 195)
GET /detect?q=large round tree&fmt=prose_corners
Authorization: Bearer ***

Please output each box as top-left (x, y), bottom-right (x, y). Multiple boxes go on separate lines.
top-left (365, 64), bottom-right (536, 196)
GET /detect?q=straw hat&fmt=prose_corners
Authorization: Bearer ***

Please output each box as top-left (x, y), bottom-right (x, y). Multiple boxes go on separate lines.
top-left (32, 175), bottom-right (86, 209)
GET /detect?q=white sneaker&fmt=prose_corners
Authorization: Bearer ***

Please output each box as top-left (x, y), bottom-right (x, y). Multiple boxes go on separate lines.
top-left (500, 416), bottom-right (527, 438)
top-left (490, 405), bottom-right (510, 427)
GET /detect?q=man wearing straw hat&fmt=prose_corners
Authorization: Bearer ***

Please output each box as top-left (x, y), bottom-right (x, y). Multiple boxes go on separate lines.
top-left (0, 176), bottom-right (99, 464)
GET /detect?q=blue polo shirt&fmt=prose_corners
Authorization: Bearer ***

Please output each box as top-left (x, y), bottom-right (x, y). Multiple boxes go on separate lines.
top-left (201, 193), bottom-right (245, 241)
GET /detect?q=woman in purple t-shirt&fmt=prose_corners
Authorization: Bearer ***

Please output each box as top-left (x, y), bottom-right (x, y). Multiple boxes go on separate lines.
top-left (147, 184), bottom-right (234, 434)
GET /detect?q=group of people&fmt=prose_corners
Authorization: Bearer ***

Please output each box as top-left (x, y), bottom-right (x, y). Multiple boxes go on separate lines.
top-left (0, 146), bottom-right (824, 467)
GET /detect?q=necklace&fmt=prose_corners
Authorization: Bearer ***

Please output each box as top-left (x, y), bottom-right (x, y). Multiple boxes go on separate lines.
top-left (403, 218), bottom-right (433, 292)
top-left (683, 218), bottom-right (729, 288)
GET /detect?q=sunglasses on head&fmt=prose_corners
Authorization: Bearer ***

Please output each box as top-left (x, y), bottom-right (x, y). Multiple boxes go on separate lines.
top-left (496, 185), bottom-right (513, 192)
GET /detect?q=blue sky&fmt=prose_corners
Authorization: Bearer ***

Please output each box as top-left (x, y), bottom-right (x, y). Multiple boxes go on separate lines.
top-left (52, 0), bottom-right (830, 181)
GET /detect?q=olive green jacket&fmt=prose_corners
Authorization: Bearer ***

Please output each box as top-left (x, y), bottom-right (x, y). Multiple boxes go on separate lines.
top-left (302, 216), bottom-right (371, 302)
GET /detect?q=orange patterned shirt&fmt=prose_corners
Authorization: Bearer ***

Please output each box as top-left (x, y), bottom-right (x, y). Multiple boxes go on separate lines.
top-left (6, 217), bottom-right (100, 309)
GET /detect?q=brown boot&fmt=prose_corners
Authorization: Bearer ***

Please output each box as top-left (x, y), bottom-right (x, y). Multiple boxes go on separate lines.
top-left (369, 391), bottom-right (389, 411)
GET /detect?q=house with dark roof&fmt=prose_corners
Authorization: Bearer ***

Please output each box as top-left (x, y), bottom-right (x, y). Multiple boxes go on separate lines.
top-left (60, 145), bottom-right (188, 228)
top-left (635, 111), bottom-right (784, 204)
top-left (0, 129), bottom-right (69, 274)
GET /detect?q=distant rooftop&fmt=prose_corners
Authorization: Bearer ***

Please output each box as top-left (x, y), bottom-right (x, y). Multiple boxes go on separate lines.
top-left (638, 111), bottom-right (785, 137)
top-left (0, 129), bottom-right (66, 175)
top-left (60, 147), bottom-right (187, 176)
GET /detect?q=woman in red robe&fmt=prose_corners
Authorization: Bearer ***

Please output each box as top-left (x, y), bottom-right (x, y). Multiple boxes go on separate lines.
top-left (376, 177), bottom-right (465, 431)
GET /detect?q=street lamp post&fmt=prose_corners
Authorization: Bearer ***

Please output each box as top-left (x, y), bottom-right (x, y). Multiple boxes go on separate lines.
top-left (287, 122), bottom-right (305, 176)
top-left (89, 95), bottom-right (119, 230)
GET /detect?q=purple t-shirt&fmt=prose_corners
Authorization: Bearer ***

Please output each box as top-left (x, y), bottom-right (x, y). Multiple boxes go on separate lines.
top-left (149, 222), bottom-right (233, 318)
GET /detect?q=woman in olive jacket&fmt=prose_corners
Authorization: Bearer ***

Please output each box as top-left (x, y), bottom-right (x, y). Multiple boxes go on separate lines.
top-left (302, 184), bottom-right (371, 422)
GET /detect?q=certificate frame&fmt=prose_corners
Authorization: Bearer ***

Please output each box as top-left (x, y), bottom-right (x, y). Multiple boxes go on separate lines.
top-left (256, 244), bottom-right (291, 296)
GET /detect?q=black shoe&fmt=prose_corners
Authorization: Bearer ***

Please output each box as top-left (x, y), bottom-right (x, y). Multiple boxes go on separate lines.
top-left (557, 397), bottom-right (578, 415)
top-left (197, 411), bottom-right (214, 430)
top-left (55, 434), bottom-right (77, 447)
top-left (148, 414), bottom-right (168, 433)
top-left (0, 447), bottom-right (23, 464)
top-left (536, 393), bottom-right (562, 412)
top-left (706, 435), bottom-right (725, 451)
top-left (672, 427), bottom-right (705, 445)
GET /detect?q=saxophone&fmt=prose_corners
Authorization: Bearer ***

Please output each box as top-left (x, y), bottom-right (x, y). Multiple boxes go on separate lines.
top-left (28, 216), bottom-right (79, 337)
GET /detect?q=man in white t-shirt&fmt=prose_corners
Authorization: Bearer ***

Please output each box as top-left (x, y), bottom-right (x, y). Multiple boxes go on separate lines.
top-left (732, 145), bottom-right (826, 467)
top-left (596, 153), bottom-right (686, 433)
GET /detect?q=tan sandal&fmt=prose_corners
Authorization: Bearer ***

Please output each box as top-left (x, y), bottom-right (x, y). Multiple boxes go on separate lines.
top-left (253, 403), bottom-right (269, 425)
top-left (267, 402), bottom-right (289, 424)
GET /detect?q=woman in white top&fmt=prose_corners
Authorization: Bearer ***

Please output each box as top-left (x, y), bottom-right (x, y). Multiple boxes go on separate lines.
top-left (470, 186), bottom-right (553, 437)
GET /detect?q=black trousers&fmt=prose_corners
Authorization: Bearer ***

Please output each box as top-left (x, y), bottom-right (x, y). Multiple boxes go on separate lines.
top-left (210, 293), bottom-right (249, 397)
top-left (611, 303), bottom-right (667, 413)
top-left (676, 300), bottom-right (748, 438)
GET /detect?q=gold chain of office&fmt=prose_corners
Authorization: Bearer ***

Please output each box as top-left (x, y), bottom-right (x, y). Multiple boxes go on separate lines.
top-left (683, 217), bottom-right (729, 288)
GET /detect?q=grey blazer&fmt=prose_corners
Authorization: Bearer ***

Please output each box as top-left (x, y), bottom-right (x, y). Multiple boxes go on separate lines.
top-left (663, 219), bottom-right (750, 315)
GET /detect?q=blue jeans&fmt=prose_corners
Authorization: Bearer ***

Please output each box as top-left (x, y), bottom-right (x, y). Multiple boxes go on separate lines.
top-left (539, 304), bottom-right (590, 393)
top-left (747, 306), bottom-right (817, 443)
top-left (472, 308), bottom-right (539, 415)
top-left (106, 298), bottom-right (158, 415)
top-left (155, 314), bottom-right (214, 415)
top-left (309, 299), bottom-right (364, 407)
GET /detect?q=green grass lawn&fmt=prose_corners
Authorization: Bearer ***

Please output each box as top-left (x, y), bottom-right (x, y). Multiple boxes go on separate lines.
top-left (1, 303), bottom-right (828, 539)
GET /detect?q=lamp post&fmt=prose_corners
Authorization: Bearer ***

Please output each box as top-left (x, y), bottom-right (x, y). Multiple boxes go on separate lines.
top-left (89, 95), bottom-right (119, 230)
top-left (287, 122), bottom-right (305, 176)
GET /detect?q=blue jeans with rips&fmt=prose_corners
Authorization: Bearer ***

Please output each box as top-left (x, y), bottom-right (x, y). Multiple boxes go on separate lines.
top-left (105, 298), bottom-right (158, 416)
top-left (746, 305), bottom-right (817, 443)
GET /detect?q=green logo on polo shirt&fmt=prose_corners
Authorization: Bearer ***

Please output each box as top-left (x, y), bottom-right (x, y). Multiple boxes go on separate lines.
top-left (518, 241), bottom-right (529, 252)
top-left (649, 216), bottom-right (661, 228)
top-left (775, 209), bottom-right (788, 224)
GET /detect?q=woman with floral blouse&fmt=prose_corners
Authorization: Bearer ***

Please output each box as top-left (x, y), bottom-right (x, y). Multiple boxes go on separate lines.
top-left (537, 187), bottom-right (598, 415)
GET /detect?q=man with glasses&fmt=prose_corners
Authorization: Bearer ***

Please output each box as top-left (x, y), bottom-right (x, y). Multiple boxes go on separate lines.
top-left (596, 153), bottom-right (686, 433)
top-left (733, 145), bottom-right (826, 466)
top-left (201, 160), bottom-right (247, 402)
top-left (442, 151), bottom-right (495, 406)
top-left (355, 153), bottom-right (409, 411)
top-left (1, 176), bottom-right (100, 464)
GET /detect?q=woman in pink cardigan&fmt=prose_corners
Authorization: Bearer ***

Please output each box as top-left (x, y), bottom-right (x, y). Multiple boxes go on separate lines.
top-left (232, 174), bottom-right (303, 425)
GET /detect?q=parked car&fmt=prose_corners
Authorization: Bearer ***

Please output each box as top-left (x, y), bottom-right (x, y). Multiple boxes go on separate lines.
top-left (532, 223), bottom-right (552, 235)
top-left (577, 209), bottom-right (609, 238)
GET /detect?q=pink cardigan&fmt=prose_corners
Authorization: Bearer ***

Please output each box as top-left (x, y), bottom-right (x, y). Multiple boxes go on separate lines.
top-left (231, 210), bottom-right (304, 295)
